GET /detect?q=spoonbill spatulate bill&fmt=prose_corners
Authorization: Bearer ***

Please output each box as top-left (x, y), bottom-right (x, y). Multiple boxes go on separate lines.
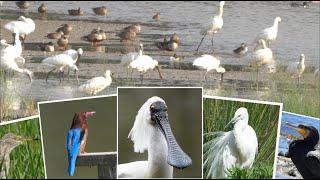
top-left (196, 1), bottom-right (225, 53)
top-left (118, 96), bottom-right (192, 178)
top-left (204, 107), bottom-right (258, 178)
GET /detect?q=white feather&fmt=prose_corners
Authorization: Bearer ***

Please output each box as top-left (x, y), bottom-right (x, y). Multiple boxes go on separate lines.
top-left (193, 54), bottom-right (221, 72)
top-left (5, 16), bottom-right (35, 35)
top-left (79, 70), bottom-right (112, 95)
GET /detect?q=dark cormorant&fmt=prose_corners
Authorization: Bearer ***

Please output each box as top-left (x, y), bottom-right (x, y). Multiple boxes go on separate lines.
top-left (286, 122), bottom-right (320, 179)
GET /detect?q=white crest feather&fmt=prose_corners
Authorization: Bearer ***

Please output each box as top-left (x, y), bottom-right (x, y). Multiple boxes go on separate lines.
top-left (128, 96), bottom-right (165, 153)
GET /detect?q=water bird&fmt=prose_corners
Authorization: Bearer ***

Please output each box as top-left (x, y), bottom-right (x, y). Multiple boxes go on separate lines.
top-left (42, 49), bottom-right (83, 84)
top-left (196, 1), bottom-right (225, 53)
top-left (57, 36), bottom-right (69, 50)
top-left (291, 2), bottom-right (310, 8)
top-left (254, 17), bottom-right (281, 47)
top-left (82, 27), bottom-right (107, 46)
top-left (169, 53), bottom-right (184, 69)
top-left (79, 70), bottom-right (113, 95)
top-left (38, 3), bottom-right (47, 14)
top-left (46, 31), bottom-right (64, 39)
top-left (67, 111), bottom-right (95, 176)
top-left (4, 16), bottom-right (35, 44)
top-left (193, 54), bottom-right (225, 83)
top-left (0, 133), bottom-right (37, 179)
top-left (39, 42), bottom-right (55, 52)
top-left (152, 12), bottom-right (160, 21)
top-left (118, 24), bottom-right (141, 42)
top-left (250, 39), bottom-right (274, 83)
top-left (233, 43), bottom-right (248, 55)
top-left (204, 107), bottom-right (258, 178)
top-left (0, 30), bottom-right (32, 82)
top-left (68, 7), bottom-right (84, 16)
top-left (286, 123), bottom-right (320, 179)
top-left (56, 24), bottom-right (73, 37)
top-left (16, 1), bottom-right (30, 9)
top-left (118, 96), bottom-right (192, 178)
top-left (129, 44), bottom-right (164, 84)
top-left (92, 6), bottom-right (107, 16)
top-left (155, 37), bottom-right (179, 51)
top-left (286, 54), bottom-right (305, 85)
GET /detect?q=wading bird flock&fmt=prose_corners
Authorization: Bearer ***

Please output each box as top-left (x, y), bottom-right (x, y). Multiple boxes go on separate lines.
top-left (0, 1), bottom-right (318, 95)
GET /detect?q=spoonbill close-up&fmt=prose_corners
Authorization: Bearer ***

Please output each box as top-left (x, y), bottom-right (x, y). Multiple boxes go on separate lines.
top-left (118, 96), bottom-right (192, 178)
top-left (204, 107), bottom-right (258, 178)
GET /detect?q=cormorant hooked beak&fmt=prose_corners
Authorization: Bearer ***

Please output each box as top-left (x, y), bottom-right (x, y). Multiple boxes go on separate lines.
top-left (150, 101), bottom-right (192, 169)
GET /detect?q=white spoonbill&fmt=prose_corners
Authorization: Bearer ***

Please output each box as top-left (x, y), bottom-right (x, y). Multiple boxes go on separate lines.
top-left (4, 16), bottom-right (35, 43)
top-left (121, 49), bottom-right (139, 79)
top-left (254, 16), bottom-right (281, 48)
top-left (129, 44), bottom-right (163, 84)
top-left (42, 51), bottom-right (80, 84)
top-left (79, 70), bottom-right (113, 95)
top-left (204, 107), bottom-right (258, 178)
top-left (0, 30), bottom-right (32, 82)
top-left (118, 96), bottom-right (192, 178)
top-left (287, 54), bottom-right (306, 85)
top-left (196, 1), bottom-right (225, 53)
top-left (63, 48), bottom-right (83, 66)
top-left (250, 39), bottom-right (274, 83)
top-left (193, 54), bottom-right (225, 83)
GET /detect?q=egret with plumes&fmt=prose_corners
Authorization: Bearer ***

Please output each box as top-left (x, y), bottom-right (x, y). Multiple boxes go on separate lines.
top-left (67, 111), bottom-right (95, 176)
top-left (0, 30), bottom-right (32, 82)
top-left (250, 39), bottom-right (274, 84)
top-left (42, 49), bottom-right (83, 84)
top-left (287, 54), bottom-right (305, 85)
top-left (4, 16), bottom-right (35, 44)
top-left (118, 96), bottom-right (192, 178)
top-left (196, 1), bottom-right (225, 53)
top-left (254, 17), bottom-right (281, 47)
top-left (193, 54), bottom-right (225, 83)
top-left (204, 107), bottom-right (258, 178)
top-left (79, 70), bottom-right (113, 95)
top-left (129, 44), bottom-right (164, 84)
top-left (0, 133), bottom-right (37, 179)
top-left (285, 123), bottom-right (320, 179)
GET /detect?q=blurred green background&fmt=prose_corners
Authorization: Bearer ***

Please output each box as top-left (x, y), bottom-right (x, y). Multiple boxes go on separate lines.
top-left (118, 88), bottom-right (202, 178)
top-left (203, 98), bottom-right (281, 179)
top-left (0, 118), bottom-right (45, 178)
top-left (39, 96), bottom-right (117, 179)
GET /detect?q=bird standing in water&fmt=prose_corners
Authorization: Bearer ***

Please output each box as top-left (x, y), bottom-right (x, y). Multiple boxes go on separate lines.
top-left (67, 111), bottom-right (95, 176)
top-left (286, 123), bottom-right (320, 179)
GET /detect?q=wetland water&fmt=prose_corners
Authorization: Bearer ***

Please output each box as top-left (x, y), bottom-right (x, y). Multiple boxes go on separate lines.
top-left (0, 1), bottom-right (319, 120)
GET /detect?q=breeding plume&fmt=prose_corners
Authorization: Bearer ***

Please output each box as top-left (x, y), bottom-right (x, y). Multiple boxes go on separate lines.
top-left (79, 70), bottom-right (113, 95)
top-left (193, 54), bottom-right (225, 83)
top-left (129, 44), bottom-right (164, 84)
top-left (204, 107), bottom-right (258, 178)
top-left (196, 1), bottom-right (225, 53)
top-left (254, 17), bottom-right (282, 46)
top-left (118, 97), bottom-right (192, 178)
top-left (42, 48), bottom-right (83, 84)
top-left (286, 54), bottom-right (305, 85)
top-left (67, 111), bottom-right (95, 176)
top-left (286, 123), bottom-right (320, 179)
top-left (4, 16), bottom-right (35, 43)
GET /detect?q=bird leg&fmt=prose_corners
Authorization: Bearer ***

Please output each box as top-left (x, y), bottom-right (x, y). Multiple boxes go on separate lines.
top-left (196, 34), bottom-right (207, 53)
top-left (220, 73), bottom-right (224, 84)
top-left (204, 71), bottom-right (208, 83)
top-left (140, 73), bottom-right (144, 85)
top-left (256, 66), bottom-right (259, 91)
top-left (211, 35), bottom-right (215, 52)
top-left (75, 70), bottom-right (79, 85)
top-left (46, 68), bottom-right (56, 83)
top-left (59, 70), bottom-right (64, 83)
top-left (67, 68), bottom-right (70, 81)
top-left (155, 66), bottom-right (164, 80)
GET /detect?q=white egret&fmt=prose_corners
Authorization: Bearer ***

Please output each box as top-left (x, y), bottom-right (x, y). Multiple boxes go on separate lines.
top-left (204, 107), bottom-right (258, 178)
top-left (41, 50), bottom-right (81, 84)
top-left (79, 70), bottom-right (113, 95)
top-left (254, 17), bottom-right (281, 47)
top-left (193, 54), bottom-right (225, 83)
top-left (129, 44), bottom-right (163, 84)
top-left (0, 30), bottom-right (32, 82)
top-left (196, 1), bottom-right (225, 53)
top-left (250, 39), bottom-right (274, 83)
top-left (287, 54), bottom-right (306, 85)
top-left (4, 16), bottom-right (35, 43)
top-left (118, 96), bottom-right (192, 178)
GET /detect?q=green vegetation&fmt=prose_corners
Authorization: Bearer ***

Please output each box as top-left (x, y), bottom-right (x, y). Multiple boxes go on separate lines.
top-left (0, 118), bottom-right (45, 179)
top-left (203, 98), bottom-right (280, 179)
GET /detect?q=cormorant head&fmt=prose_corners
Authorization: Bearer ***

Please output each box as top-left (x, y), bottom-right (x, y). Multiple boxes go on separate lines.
top-left (286, 123), bottom-right (319, 145)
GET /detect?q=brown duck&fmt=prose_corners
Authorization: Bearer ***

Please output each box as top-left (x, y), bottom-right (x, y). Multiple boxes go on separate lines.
top-left (38, 3), bottom-right (47, 14)
top-left (92, 6), bottom-right (107, 16)
top-left (68, 7), bottom-right (84, 16)
top-left (16, 1), bottom-right (30, 9)
top-left (57, 36), bottom-right (69, 50)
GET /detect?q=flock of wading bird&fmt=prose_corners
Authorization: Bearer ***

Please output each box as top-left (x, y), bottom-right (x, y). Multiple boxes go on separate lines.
top-left (1, 1), bottom-right (319, 96)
